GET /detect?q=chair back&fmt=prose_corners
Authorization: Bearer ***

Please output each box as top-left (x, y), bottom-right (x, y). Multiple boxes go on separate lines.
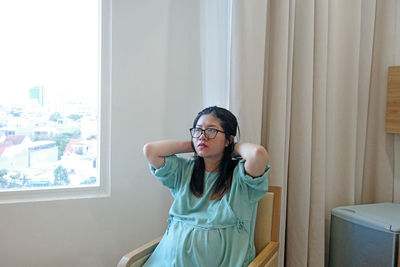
top-left (254, 186), bottom-right (281, 255)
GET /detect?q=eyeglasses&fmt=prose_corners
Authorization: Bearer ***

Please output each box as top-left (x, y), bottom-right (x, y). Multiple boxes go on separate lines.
top-left (189, 127), bottom-right (225, 139)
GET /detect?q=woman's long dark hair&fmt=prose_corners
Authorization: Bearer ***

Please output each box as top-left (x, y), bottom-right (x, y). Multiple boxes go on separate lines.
top-left (190, 106), bottom-right (240, 200)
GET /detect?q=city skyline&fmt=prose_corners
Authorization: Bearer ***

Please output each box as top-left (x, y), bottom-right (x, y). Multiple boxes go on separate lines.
top-left (0, 0), bottom-right (100, 189)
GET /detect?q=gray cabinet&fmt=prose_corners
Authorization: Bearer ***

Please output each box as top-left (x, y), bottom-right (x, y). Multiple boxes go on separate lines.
top-left (329, 203), bottom-right (400, 267)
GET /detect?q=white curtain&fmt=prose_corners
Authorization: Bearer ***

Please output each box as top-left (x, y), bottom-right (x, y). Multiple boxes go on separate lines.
top-left (229, 0), bottom-right (268, 144)
top-left (199, 0), bottom-right (230, 108)
top-left (199, 0), bottom-right (268, 144)
top-left (229, 0), bottom-right (400, 266)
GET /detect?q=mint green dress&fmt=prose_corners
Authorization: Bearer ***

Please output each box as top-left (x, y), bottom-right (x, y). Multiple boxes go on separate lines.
top-left (143, 155), bottom-right (270, 267)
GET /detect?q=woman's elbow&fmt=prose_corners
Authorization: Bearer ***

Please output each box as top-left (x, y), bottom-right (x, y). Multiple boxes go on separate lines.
top-left (143, 142), bottom-right (165, 169)
top-left (254, 146), bottom-right (269, 166)
top-left (143, 143), bottom-right (153, 158)
top-left (245, 146), bottom-right (269, 177)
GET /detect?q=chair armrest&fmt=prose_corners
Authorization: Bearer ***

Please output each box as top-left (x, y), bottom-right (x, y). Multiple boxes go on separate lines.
top-left (248, 241), bottom-right (279, 267)
top-left (117, 236), bottom-right (162, 267)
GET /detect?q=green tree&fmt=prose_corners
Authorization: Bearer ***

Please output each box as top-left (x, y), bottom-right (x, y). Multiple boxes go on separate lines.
top-left (53, 134), bottom-right (71, 160)
top-left (54, 165), bottom-right (70, 186)
top-left (62, 130), bottom-right (81, 139)
top-left (87, 135), bottom-right (96, 140)
top-left (68, 114), bottom-right (83, 121)
top-left (0, 169), bottom-right (8, 188)
top-left (80, 176), bottom-right (96, 185)
top-left (8, 172), bottom-right (21, 188)
top-left (49, 112), bottom-right (62, 122)
top-left (0, 169), bottom-right (7, 178)
top-left (21, 175), bottom-right (29, 186)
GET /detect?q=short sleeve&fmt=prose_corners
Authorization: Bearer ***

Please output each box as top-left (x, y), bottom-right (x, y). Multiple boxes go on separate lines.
top-left (149, 155), bottom-right (187, 191)
top-left (236, 159), bottom-right (270, 203)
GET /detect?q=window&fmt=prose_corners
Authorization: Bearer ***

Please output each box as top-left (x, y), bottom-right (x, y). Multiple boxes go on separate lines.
top-left (0, 0), bottom-right (111, 203)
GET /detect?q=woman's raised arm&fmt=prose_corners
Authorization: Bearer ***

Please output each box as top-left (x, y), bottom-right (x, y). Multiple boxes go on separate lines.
top-left (234, 142), bottom-right (269, 178)
top-left (143, 140), bottom-right (194, 169)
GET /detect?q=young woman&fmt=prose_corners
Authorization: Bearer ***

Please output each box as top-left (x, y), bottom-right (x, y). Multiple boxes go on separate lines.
top-left (143, 106), bottom-right (270, 267)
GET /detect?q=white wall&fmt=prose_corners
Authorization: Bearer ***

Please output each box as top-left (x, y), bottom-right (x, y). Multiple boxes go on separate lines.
top-left (0, 1), bottom-right (205, 266)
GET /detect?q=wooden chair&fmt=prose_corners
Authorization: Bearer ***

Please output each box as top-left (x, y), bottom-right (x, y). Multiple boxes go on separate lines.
top-left (118, 186), bottom-right (281, 267)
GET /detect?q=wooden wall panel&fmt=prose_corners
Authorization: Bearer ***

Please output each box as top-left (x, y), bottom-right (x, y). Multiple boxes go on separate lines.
top-left (386, 66), bottom-right (400, 133)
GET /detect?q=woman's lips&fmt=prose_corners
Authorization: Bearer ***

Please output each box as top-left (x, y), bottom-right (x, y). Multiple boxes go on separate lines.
top-left (198, 143), bottom-right (207, 149)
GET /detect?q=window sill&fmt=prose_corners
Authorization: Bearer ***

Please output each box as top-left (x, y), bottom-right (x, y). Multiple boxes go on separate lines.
top-left (0, 182), bottom-right (110, 204)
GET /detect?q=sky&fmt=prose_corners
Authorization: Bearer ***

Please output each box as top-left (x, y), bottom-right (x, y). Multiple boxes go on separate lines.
top-left (0, 0), bottom-right (99, 107)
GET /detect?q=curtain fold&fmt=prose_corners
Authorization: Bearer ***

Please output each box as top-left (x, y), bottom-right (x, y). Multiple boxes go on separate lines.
top-left (308, 1), bottom-right (328, 266)
top-left (362, 0), bottom-right (396, 203)
top-left (261, 0), bottom-right (293, 265)
top-left (286, 0), bottom-right (315, 265)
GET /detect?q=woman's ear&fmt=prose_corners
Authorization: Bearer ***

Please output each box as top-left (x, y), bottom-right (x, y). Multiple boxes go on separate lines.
top-left (225, 136), bottom-right (234, 147)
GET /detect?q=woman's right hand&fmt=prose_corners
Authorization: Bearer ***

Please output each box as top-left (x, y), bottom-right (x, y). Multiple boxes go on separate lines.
top-left (143, 140), bottom-right (194, 169)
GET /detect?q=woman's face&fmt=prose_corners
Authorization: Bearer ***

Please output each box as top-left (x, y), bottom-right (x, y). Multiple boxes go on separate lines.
top-left (192, 114), bottom-right (230, 160)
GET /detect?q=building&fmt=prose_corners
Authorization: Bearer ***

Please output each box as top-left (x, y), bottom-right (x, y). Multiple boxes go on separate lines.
top-left (29, 86), bottom-right (45, 106)
top-left (0, 136), bottom-right (57, 170)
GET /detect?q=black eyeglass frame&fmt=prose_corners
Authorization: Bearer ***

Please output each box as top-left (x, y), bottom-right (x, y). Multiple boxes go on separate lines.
top-left (189, 127), bottom-right (226, 139)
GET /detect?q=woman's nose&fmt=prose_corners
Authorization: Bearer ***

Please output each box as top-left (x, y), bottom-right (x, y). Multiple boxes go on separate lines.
top-left (199, 132), bottom-right (207, 140)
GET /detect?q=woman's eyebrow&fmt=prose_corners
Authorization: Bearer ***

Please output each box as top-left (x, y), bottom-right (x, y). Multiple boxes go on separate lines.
top-left (196, 124), bottom-right (218, 128)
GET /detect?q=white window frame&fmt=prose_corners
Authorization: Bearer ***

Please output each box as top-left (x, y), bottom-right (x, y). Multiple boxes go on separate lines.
top-left (0, 0), bottom-right (112, 204)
